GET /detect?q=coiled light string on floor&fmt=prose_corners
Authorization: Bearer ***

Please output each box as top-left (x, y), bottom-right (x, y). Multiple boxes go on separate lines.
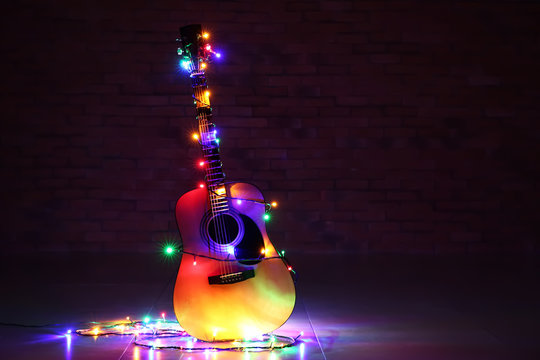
top-left (74, 317), bottom-right (302, 351)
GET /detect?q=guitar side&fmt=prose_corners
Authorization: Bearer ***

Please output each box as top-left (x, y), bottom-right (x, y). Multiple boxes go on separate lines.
top-left (173, 182), bottom-right (296, 341)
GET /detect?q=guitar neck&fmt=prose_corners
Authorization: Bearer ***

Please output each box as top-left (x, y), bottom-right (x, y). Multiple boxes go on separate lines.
top-left (190, 73), bottom-right (227, 211)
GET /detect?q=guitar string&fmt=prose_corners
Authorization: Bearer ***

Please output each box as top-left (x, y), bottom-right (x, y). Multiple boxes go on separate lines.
top-left (190, 62), bottom-right (216, 267)
top-left (200, 73), bottom-right (233, 276)
top-left (194, 77), bottom-right (216, 272)
top-left (197, 79), bottom-right (228, 275)
top-left (203, 82), bottom-right (229, 275)
top-left (196, 82), bottom-right (219, 273)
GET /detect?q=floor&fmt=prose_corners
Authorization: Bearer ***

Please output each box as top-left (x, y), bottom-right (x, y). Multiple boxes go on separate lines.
top-left (1, 252), bottom-right (539, 359)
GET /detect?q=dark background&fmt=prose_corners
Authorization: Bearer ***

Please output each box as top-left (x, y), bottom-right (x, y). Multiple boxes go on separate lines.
top-left (2, 0), bottom-right (539, 255)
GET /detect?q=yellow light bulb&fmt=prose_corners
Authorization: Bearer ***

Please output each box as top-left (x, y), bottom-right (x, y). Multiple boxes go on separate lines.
top-left (205, 91), bottom-right (210, 97)
top-left (192, 133), bottom-right (199, 140)
top-left (93, 327), bottom-right (99, 336)
top-left (271, 201), bottom-right (278, 208)
top-left (201, 62), bottom-right (207, 69)
top-left (261, 248), bottom-right (266, 254)
top-left (203, 32), bottom-right (209, 39)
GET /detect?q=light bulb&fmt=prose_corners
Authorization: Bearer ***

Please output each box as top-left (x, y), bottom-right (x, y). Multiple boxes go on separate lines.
top-left (271, 201), bottom-right (278, 208)
top-left (203, 32), bottom-right (209, 39)
top-left (164, 246), bottom-right (174, 255)
top-left (192, 133), bottom-right (199, 140)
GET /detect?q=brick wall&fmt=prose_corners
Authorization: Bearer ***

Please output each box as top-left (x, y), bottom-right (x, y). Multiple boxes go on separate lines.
top-left (2, 0), bottom-right (539, 253)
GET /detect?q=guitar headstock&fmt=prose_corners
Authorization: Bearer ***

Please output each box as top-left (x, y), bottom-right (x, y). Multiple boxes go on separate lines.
top-left (177, 24), bottom-right (221, 74)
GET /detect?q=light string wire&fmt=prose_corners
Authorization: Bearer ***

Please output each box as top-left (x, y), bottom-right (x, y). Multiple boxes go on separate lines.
top-left (179, 249), bottom-right (297, 278)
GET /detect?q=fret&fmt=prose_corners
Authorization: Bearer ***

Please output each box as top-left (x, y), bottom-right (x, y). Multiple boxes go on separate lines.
top-left (206, 178), bottom-right (224, 185)
top-left (207, 174), bottom-right (224, 180)
top-left (200, 131), bottom-right (217, 144)
top-left (211, 203), bottom-right (228, 209)
top-left (209, 193), bottom-right (225, 199)
top-left (202, 147), bottom-right (219, 156)
top-left (206, 173), bottom-right (224, 179)
top-left (206, 167), bottom-right (223, 173)
top-left (206, 165), bottom-right (222, 171)
top-left (206, 171), bottom-right (224, 178)
top-left (210, 194), bottom-right (227, 201)
top-left (203, 156), bottom-right (221, 164)
top-left (210, 201), bottom-right (228, 208)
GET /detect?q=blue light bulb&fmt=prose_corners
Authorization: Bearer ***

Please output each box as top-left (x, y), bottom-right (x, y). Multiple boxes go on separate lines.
top-left (180, 60), bottom-right (190, 70)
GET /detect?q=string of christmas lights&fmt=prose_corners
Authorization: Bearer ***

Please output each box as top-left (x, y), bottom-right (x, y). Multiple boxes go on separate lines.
top-left (73, 317), bottom-right (302, 351)
top-left (159, 243), bottom-right (297, 278)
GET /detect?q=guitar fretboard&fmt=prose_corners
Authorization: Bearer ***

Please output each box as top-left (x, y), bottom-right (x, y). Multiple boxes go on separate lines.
top-left (191, 73), bottom-right (228, 214)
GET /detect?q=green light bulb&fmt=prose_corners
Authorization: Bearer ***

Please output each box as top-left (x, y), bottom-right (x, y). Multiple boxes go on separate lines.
top-left (162, 243), bottom-right (177, 257)
top-left (263, 213), bottom-right (270, 221)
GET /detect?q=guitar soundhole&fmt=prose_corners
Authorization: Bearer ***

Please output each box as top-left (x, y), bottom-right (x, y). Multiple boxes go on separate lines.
top-left (207, 213), bottom-right (239, 245)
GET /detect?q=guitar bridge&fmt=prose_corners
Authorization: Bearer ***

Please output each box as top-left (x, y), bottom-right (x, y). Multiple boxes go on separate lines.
top-left (208, 269), bottom-right (255, 285)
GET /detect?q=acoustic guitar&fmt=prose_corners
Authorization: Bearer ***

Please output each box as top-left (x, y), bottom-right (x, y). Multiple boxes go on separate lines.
top-left (172, 24), bottom-right (296, 342)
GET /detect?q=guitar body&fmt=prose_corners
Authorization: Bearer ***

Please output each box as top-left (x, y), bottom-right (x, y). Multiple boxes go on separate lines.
top-left (173, 182), bottom-right (296, 341)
